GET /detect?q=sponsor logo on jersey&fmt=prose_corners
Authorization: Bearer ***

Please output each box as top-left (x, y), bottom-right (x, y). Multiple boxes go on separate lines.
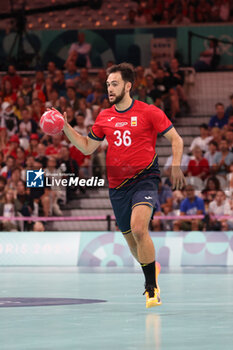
top-left (108, 117), bottom-right (116, 121)
top-left (131, 116), bottom-right (137, 126)
top-left (115, 122), bottom-right (128, 127)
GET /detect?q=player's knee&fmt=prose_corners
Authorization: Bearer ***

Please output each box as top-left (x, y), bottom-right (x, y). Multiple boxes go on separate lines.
top-left (131, 223), bottom-right (148, 242)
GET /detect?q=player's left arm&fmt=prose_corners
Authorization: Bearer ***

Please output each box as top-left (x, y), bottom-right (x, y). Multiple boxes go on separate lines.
top-left (163, 127), bottom-right (186, 190)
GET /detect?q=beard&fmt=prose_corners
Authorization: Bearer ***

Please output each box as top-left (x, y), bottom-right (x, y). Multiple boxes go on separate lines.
top-left (108, 85), bottom-right (125, 106)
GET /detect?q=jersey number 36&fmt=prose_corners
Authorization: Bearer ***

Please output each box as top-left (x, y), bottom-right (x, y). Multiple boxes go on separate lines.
top-left (113, 130), bottom-right (132, 147)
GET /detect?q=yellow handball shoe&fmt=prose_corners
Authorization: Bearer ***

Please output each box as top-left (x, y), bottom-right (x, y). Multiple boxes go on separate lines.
top-left (155, 261), bottom-right (161, 294)
top-left (143, 286), bottom-right (162, 308)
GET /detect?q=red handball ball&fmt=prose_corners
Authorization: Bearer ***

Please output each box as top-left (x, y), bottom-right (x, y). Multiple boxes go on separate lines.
top-left (40, 109), bottom-right (64, 135)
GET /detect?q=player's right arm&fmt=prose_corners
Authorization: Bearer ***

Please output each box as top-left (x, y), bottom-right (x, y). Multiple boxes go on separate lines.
top-left (63, 113), bottom-right (101, 155)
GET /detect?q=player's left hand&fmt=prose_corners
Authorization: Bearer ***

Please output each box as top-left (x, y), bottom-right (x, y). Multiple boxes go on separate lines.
top-left (171, 167), bottom-right (186, 190)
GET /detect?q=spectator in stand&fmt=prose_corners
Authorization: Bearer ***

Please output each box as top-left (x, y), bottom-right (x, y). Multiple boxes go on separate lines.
top-left (45, 156), bottom-right (65, 211)
top-left (58, 96), bottom-right (68, 114)
top-left (224, 115), bottom-right (233, 132)
top-left (227, 163), bottom-right (233, 196)
top-left (0, 189), bottom-right (18, 231)
top-left (19, 107), bottom-right (38, 142)
top-left (66, 86), bottom-right (79, 111)
top-left (15, 147), bottom-right (26, 168)
top-left (196, 0), bottom-right (212, 22)
top-left (46, 89), bottom-right (60, 109)
top-left (2, 80), bottom-right (17, 104)
top-left (6, 167), bottom-right (22, 192)
top-left (187, 4), bottom-right (196, 23)
top-left (18, 76), bottom-right (33, 105)
top-left (209, 103), bottom-right (228, 129)
top-left (74, 112), bottom-right (88, 136)
top-left (96, 69), bottom-right (107, 91)
top-left (31, 98), bottom-right (44, 123)
top-left (225, 129), bottom-right (233, 152)
top-left (160, 9), bottom-right (171, 24)
top-left (144, 59), bottom-right (159, 79)
top-left (201, 176), bottom-right (220, 209)
top-left (210, 127), bottom-right (223, 145)
top-left (0, 175), bottom-right (7, 203)
top-left (28, 134), bottom-right (39, 157)
top-left (194, 39), bottom-right (220, 72)
top-left (32, 71), bottom-right (46, 103)
top-left (187, 146), bottom-right (209, 180)
top-left (212, 138), bottom-right (233, 176)
top-left (2, 65), bottom-right (22, 92)
top-left (86, 82), bottom-right (107, 108)
top-left (219, 0), bottom-right (230, 21)
top-left (64, 60), bottom-right (80, 82)
top-left (175, 185), bottom-right (205, 231)
top-left (208, 190), bottom-right (231, 231)
top-left (0, 102), bottom-right (18, 137)
top-left (45, 134), bottom-right (63, 158)
top-left (189, 124), bottom-right (213, 153)
top-left (35, 143), bottom-right (48, 168)
top-left (47, 61), bottom-right (57, 80)
top-left (65, 106), bottom-right (77, 128)
top-left (133, 84), bottom-right (154, 104)
top-left (58, 145), bottom-right (79, 200)
top-left (157, 178), bottom-right (173, 212)
top-left (76, 98), bottom-right (93, 127)
top-left (171, 9), bottom-right (191, 24)
top-left (15, 180), bottom-right (34, 229)
top-left (33, 221), bottom-right (45, 231)
top-left (154, 68), bottom-right (179, 121)
top-left (204, 140), bottom-right (219, 167)
top-left (2, 135), bottom-right (20, 161)
top-left (43, 77), bottom-right (53, 102)
top-left (76, 68), bottom-right (93, 98)
top-left (145, 74), bottom-right (159, 102)
top-left (53, 70), bottom-right (66, 97)
top-left (134, 66), bottom-right (147, 91)
top-left (168, 58), bottom-right (189, 112)
top-left (67, 32), bottom-right (92, 68)
top-left (69, 142), bottom-right (91, 179)
top-left (33, 70), bottom-right (45, 92)
top-left (225, 94), bottom-right (233, 119)
top-left (14, 96), bottom-right (26, 121)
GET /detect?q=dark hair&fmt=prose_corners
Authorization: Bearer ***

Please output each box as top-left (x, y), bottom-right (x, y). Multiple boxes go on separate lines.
top-left (215, 102), bottom-right (224, 108)
top-left (206, 176), bottom-right (220, 191)
top-left (209, 140), bottom-right (218, 148)
top-left (0, 175), bottom-right (7, 185)
top-left (106, 62), bottom-right (135, 88)
top-left (199, 123), bottom-right (208, 130)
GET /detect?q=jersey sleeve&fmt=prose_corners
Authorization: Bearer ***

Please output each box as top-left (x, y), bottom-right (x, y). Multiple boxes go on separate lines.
top-left (88, 113), bottom-right (105, 141)
top-left (147, 105), bottom-right (173, 135)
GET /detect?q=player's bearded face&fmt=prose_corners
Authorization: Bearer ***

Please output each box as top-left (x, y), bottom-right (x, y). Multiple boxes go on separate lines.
top-left (108, 83), bottom-right (126, 105)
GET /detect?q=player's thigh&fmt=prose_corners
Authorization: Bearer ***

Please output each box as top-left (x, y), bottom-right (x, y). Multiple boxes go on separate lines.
top-left (109, 188), bottom-right (132, 234)
top-left (131, 204), bottom-right (153, 235)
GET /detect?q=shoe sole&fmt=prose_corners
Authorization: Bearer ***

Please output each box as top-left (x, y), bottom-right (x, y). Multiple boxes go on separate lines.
top-left (146, 299), bottom-right (162, 308)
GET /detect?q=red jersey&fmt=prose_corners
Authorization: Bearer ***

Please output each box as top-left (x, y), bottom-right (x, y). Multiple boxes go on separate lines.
top-left (88, 100), bottom-right (173, 188)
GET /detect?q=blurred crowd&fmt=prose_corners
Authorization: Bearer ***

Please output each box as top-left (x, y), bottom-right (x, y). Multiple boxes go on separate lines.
top-left (152, 99), bottom-right (233, 232)
top-left (0, 56), bottom-right (233, 231)
top-left (129, 0), bottom-right (233, 25)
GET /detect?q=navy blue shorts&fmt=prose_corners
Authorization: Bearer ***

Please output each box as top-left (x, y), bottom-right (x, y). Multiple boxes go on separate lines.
top-left (109, 175), bottom-right (160, 235)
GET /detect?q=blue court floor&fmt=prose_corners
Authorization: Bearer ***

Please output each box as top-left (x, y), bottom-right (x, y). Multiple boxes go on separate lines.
top-left (0, 266), bottom-right (233, 350)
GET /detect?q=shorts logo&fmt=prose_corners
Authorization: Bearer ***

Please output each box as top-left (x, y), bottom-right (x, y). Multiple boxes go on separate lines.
top-left (115, 122), bottom-right (128, 127)
top-left (145, 196), bottom-right (152, 199)
top-left (131, 116), bottom-right (137, 126)
top-left (26, 169), bottom-right (44, 188)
